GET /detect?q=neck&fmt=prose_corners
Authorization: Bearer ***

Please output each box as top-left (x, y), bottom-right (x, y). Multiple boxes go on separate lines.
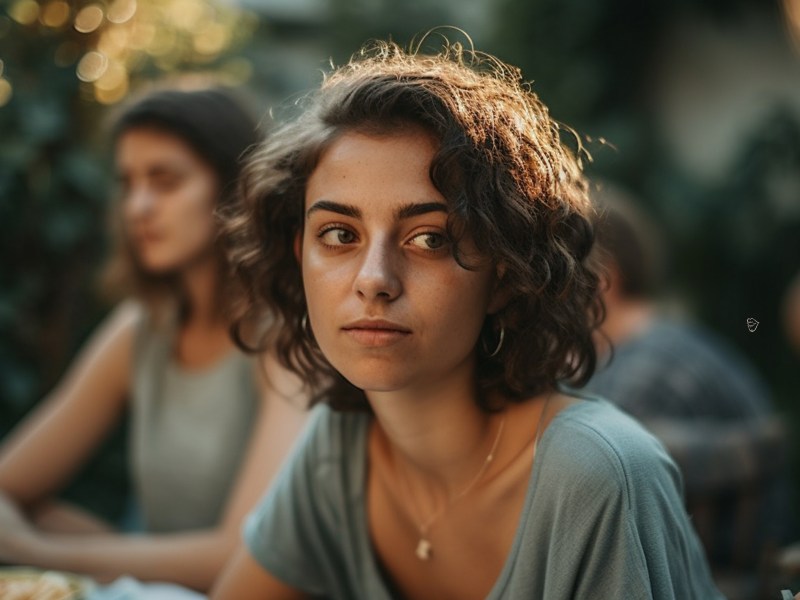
top-left (368, 364), bottom-right (502, 499)
top-left (179, 257), bottom-right (223, 327)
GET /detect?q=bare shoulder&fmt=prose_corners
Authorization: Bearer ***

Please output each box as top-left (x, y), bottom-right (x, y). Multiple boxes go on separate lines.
top-left (504, 391), bottom-right (581, 442)
top-left (84, 300), bottom-right (144, 362)
top-left (53, 299), bottom-right (146, 396)
top-left (83, 299), bottom-right (144, 347)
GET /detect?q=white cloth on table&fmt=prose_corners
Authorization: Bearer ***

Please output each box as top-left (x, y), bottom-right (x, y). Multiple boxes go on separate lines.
top-left (88, 576), bottom-right (205, 600)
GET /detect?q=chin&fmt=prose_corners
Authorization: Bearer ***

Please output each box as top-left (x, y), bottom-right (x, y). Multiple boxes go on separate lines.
top-left (136, 249), bottom-right (195, 274)
top-left (338, 369), bottom-right (415, 394)
top-left (139, 260), bottom-right (181, 275)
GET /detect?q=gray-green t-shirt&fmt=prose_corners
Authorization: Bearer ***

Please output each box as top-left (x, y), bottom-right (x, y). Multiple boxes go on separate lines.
top-left (245, 399), bottom-right (724, 599)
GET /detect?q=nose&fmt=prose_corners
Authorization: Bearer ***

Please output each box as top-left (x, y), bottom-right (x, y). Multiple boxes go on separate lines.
top-left (353, 236), bottom-right (402, 302)
top-left (124, 185), bottom-right (156, 219)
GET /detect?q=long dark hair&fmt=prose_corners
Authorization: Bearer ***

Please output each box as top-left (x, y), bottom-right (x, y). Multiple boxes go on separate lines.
top-left (102, 86), bottom-right (260, 321)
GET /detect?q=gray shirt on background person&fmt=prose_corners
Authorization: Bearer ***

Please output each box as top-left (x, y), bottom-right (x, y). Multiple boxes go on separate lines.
top-left (130, 307), bottom-right (258, 532)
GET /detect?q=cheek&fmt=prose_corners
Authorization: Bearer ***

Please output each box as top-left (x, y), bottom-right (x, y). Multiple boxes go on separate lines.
top-left (429, 271), bottom-right (495, 338)
top-left (433, 268), bottom-right (494, 315)
top-left (176, 183), bottom-right (218, 235)
top-left (303, 262), bottom-right (344, 322)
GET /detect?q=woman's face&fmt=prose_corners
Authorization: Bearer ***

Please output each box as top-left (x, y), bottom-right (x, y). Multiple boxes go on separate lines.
top-left (116, 127), bottom-right (219, 274)
top-left (301, 129), bottom-right (503, 394)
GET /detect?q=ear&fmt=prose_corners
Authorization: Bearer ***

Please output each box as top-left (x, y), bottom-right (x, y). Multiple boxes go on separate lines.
top-left (487, 262), bottom-right (511, 315)
top-left (602, 262), bottom-right (623, 303)
top-left (294, 231), bottom-right (303, 264)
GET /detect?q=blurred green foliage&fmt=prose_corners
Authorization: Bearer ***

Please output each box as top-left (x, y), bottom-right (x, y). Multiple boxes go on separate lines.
top-left (0, 6), bottom-right (125, 518)
top-left (0, 0), bottom-right (253, 521)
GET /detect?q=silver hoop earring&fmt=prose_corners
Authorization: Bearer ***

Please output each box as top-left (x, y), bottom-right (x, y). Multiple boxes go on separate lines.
top-left (486, 325), bottom-right (505, 358)
top-left (301, 312), bottom-right (312, 338)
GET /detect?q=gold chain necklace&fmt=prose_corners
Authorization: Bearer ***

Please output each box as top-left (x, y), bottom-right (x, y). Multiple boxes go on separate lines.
top-left (402, 414), bottom-right (507, 561)
top-left (404, 394), bottom-right (553, 561)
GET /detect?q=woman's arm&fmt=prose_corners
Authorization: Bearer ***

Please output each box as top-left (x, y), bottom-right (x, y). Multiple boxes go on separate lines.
top-left (0, 350), bottom-right (309, 592)
top-left (215, 351), bottom-right (310, 538)
top-left (211, 546), bottom-right (310, 600)
top-left (0, 301), bottom-right (138, 507)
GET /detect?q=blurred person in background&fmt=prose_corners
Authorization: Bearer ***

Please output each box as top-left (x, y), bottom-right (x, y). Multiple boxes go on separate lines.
top-left (585, 183), bottom-right (795, 598)
top-left (0, 86), bottom-right (308, 591)
top-left (783, 272), bottom-right (800, 359)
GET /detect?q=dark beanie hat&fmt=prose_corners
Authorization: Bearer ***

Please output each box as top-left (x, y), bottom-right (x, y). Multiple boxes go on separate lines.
top-left (112, 87), bottom-right (260, 201)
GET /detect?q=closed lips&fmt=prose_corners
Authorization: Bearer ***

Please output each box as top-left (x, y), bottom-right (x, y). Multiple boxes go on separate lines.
top-left (342, 320), bottom-right (411, 333)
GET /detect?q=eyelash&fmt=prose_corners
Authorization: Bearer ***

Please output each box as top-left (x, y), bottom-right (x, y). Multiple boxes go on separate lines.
top-left (316, 225), bottom-right (450, 255)
top-left (408, 231), bottom-right (450, 253)
top-left (317, 224), bottom-right (356, 248)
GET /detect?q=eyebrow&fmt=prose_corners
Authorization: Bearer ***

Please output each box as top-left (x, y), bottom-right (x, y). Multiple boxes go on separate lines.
top-left (395, 201), bottom-right (448, 220)
top-left (306, 200), bottom-right (361, 219)
top-left (306, 200), bottom-right (448, 220)
top-left (115, 162), bottom-right (191, 179)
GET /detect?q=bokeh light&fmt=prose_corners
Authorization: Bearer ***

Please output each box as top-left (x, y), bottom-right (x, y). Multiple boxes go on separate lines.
top-left (0, 78), bottom-right (12, 107)
top-left (93, 60), bottom-right (129, 104)
top-left (9, 0), bottom-right (40, 26)
top-left (76, 51), bottom-right (108, 82)
top-left (3, 0), bottom-right (255, 105)
top-left (106, 0), bottom-right (137, 25)
top-left (74, 5), bottom-right (105, 34)
top-left (40, 0), bottom-right (70, 28)
top-left (67, 0), bottom-right (254, 104)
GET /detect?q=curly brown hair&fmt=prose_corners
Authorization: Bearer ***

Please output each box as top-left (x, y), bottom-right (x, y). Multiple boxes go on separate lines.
top-left (226, 38), bottom-right (604, 412)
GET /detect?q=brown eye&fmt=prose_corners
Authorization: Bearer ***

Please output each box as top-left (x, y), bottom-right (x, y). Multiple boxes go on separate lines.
top-left (319, 226), bottom-right (357, 246)
top-left (408, 232), bottom-right (448, 251)
top-left (151, 172), bottom-right (183, 193)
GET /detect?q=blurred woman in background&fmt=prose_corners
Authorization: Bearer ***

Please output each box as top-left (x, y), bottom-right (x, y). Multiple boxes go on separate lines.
top-left (0, 86), bottom-right (307, 591)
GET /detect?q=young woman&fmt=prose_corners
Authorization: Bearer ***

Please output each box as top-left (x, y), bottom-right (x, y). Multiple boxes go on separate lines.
top-left (212, 41), bottom-right (723, 599)
top-left (0, 87), bottom-right (307, 591)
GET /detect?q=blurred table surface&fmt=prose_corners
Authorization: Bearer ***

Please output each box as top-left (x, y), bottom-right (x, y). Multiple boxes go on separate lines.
top-left (88, 576), bottom-right (206, 599)
top-left (0, 567), bottom-right (206, 600)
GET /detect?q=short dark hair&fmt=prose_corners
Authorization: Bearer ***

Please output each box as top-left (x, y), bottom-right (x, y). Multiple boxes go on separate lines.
top-left (226, 39), bottom-right (604, 411)
top-left (592, 183), bottom-right (665, 299)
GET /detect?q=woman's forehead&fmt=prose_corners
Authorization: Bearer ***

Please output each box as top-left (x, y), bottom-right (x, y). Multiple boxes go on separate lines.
top-left (305, 130), bottom-right (445, 213)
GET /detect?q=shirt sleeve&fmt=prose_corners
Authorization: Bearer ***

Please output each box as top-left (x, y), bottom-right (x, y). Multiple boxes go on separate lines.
top-left (532, 405), bottom-right (725, 600)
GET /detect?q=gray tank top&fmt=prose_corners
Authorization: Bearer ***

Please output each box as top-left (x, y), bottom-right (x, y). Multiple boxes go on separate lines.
top-left (130, 309), bottom-right (258, 532)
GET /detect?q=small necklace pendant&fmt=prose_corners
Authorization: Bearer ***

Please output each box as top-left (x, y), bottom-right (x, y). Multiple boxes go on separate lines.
top-left (415, 538), bottom-right (432, 560)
